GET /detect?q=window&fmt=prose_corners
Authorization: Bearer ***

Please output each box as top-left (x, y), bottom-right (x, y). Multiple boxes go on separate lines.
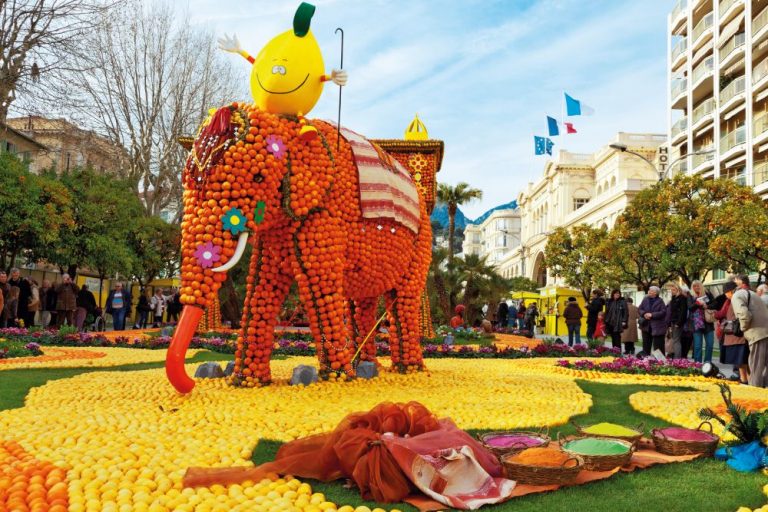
top-left (496, 219), bottom-right (507, 230)
top-left (496, 234), bottom-right (507, 248)
top-left (713, 269), bottom-right (726, 280)
top-left (4, 141), bottom-right (17, 154)
top-left (573, 198), bottom-right (589, 210)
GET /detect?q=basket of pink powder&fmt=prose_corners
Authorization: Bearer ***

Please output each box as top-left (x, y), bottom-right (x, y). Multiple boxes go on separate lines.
top-left (652, 421), bottom-right (720, 456)
top-left (477, 430), bottom-right (551, 456)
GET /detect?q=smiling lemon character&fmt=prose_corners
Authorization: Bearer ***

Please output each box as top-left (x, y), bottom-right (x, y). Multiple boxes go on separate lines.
top-left (218, 2), bottom-right (347, 139)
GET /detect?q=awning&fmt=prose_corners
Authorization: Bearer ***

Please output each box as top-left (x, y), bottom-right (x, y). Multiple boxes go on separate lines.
top-left (719, 13), bottom-right (744, 47)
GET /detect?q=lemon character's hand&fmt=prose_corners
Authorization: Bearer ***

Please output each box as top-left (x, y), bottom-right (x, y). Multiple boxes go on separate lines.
top-left (218, 33), bottom-right (243, 54)
top-left (330, 69), bottom-right (348, 86)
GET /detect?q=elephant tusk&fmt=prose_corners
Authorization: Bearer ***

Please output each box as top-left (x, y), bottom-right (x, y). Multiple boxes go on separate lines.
top-left (212, 232), bottom-right (249, 272)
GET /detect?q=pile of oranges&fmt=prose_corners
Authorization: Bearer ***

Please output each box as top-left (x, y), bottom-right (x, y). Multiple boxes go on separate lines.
top-left (178, 103), bottom-right (432, 385)
top-left (0, 440), bottom-right (68, 512)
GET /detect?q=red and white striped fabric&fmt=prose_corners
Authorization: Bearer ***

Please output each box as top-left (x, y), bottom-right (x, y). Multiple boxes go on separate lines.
top-left (339, 127), bottom-right (421, 234)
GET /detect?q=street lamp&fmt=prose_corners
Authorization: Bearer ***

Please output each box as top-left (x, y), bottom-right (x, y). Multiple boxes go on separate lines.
top-left (609, 143), bottom-right (715, 181)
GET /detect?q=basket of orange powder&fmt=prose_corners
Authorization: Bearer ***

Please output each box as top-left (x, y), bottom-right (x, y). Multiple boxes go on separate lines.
top-left (500, 446), bottom-right (583, 486)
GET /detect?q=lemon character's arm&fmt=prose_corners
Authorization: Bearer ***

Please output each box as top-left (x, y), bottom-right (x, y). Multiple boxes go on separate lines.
top-left (321, 69), bottom-right (348, 86)
top-left (217, 34), bottom-right (255, 64)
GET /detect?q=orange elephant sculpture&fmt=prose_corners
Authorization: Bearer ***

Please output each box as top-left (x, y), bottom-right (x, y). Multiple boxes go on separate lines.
top-left (166, 103), bottom-right (432, 393)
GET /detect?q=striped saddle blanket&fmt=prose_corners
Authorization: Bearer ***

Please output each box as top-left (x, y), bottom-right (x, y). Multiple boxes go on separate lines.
top-left (339, 127), bottom-right (420, 234)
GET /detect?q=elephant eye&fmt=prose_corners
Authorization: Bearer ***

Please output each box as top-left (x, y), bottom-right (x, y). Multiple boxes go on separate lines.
top-left (254, 175), bottom-right (264, 183)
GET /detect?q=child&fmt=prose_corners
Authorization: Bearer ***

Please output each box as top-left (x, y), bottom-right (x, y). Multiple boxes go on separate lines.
top-left (594, 311), bottom-right (607, 343)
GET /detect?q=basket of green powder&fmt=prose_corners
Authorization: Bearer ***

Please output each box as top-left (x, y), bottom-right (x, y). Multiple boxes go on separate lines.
top-left (560, 435), bottom-right (634, 471)
top-left (572, 420), bottom-right (644, 445)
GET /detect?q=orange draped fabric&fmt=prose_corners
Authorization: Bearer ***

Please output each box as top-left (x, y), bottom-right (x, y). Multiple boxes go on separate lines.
top-left (184, 402), bottom-right (443, 502)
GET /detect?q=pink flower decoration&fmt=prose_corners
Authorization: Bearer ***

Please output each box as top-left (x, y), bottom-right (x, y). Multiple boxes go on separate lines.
top-left (194, 242), bottom-right (221, 269)
top-left (265, 135), bottom-right (286, 159)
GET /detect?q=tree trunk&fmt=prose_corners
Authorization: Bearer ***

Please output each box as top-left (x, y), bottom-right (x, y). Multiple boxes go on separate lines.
top-left (67, 264), bottom-right (78, 278)
top-left (219, 275), bottom-right (242, 328)
top-left (431, 272), bottom-right (451, 322)
top-left (447, 205), bottom-right (456, 263)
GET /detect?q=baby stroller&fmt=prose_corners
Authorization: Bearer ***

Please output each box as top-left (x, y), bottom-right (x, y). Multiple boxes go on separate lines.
top-left (87, 306), bottom-right (106, 332)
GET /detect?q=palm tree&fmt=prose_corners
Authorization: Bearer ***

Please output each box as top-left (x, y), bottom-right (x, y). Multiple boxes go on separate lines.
top-left (437, 182), bottom-right (483, 263)
top-left (428, 247), bottom-right (453, 321)
top-left (456, 253), bottom-right (509, 326)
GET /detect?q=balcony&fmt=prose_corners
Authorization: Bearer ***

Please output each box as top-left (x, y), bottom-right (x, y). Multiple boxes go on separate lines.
top-left (754, 110), bottom-right (768, 145)
top-left (671, 0), bottom-right (687, 34)
top-left (718, 33), bottom-right (745, 69)
top-left (692, 57), bottom-right (714, 84)
top-left (754, 161), bottom-right (768, 187)
top-left (671, 116), bottom-right (688, 144)
top-left (692, 97), bottom-right (715, 132)
top-left (719, 125), bottom-right (746, 155)
top-left (691, 57), bottom-right (714, 102)
top-left (719, 75), bottom-right (746, 113)
top-left (671, 77), bottom-right (688, 108)
top-left (671, 38), bottom-right (687, 71)
top-left (692, 13), bottom-right (714, 50)
top-left (755, 5), bottom-right (768, 46)
top-left (692, 147), bottom-right (715, 171)
top-left (719, 0), bottom-right (743, 24)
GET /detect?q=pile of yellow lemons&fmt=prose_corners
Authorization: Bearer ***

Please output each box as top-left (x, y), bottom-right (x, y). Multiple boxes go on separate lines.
top-left (0, 357), bottom-right (592, 511)
top-left (0, 346), bottom-right (202, 370)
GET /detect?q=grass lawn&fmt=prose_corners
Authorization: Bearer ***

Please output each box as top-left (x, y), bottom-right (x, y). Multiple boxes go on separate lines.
top-left (2, 355), bottom-right (764, 512)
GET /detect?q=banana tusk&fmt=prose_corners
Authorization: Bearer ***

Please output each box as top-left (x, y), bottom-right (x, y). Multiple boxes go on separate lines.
top-left (212, 232), bottom-right (249, 272)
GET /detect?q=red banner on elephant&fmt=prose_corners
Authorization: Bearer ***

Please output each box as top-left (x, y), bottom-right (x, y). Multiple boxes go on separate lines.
top-left (339, 127), bottom-right (421, 234)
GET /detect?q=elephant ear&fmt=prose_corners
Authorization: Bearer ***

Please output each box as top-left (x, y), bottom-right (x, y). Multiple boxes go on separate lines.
top-left (283, 125), bottom-right (335, 219)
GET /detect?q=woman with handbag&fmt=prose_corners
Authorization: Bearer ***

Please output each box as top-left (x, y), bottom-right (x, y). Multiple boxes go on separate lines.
top-left (688, 280), bottom-right (716, 364)
top-left (715, 281), bottom-right (749, 384)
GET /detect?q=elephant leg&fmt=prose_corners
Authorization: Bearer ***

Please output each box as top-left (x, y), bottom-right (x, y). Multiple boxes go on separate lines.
top-left (351, 297), bottom-right (380, 367)
top-left (388, 291), bottom-right (425, 373)
top-left (233, 238), bottom-right (293, 386)
top-left (292, 212), bottom-right (354, 379)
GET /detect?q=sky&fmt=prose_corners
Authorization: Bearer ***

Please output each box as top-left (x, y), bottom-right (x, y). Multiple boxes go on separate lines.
top-left (184, 0), bottom-right (671, 218)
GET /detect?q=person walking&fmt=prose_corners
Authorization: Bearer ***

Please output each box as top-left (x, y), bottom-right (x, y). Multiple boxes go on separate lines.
top-left (524, 302), bottom-right (539, 335)
top-left (149, 288), bottom-right (170, 327)
top-left (8, 269), bottom-right (32, 328)
top-left (495, 300), bottom-right (509, 329)
top-left (134, 289), bottom-right (152, 329)
top-left (26, 279), bottom-right (40, 328)
top-left (105, 282), bottom-right (131, 331)
top-left (638, 286), bottom-right (667, 356)
top-left (604, 290), bottom-right (628, 350)
top-left (666, 283), bottom-right (688, 359)
top-left (166, 289), bottom-right (182, 324)
top-left (716, 281), bottom-right (750, 384)
top-left (621, 297), bottom-right (639, 355)
top-left (563, 297), bottom-right (583, 347)
top-left (54, 274), bottom-right (79, 327)
top-left (75, 285), bottom-right (97, 331)
top-left (507, 302), bottom-right (518, 329)
top-left (688, 280), bottom-right (715, 364)
top-left (0, 272), bottom-right (8, 328)
top-left (39, 280), bottom-right (57, 328)
top-left (731, 278), bottom-right (768, 387)
top-left (5, 286), bottom-right (20, 327)
top-left (757, 284), bottom-right (768, 307)
top-left (586, 290), bottom-right (605, 340)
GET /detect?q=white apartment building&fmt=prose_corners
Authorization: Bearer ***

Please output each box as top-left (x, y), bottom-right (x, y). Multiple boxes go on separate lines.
top-left (497, 133), bottom-right (666, 287)
top-left (462, 208), bottom-right (521, 267)
top-left (668, 0), bottom-right (768, 191)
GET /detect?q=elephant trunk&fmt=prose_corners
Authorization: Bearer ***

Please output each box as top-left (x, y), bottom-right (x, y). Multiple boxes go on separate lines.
top-left (166, 305), bottom-right (204, 393)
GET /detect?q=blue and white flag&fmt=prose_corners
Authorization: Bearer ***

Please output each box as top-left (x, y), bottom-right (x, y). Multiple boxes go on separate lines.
top-left (565, 93), bottom-right (594, 116)
top-left (547, 116), bottom-right (559, 137)
top-left (534, 136), bottom-right (554, 156)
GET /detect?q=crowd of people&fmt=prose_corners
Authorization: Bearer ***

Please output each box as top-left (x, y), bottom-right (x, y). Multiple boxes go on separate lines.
top-left (449, 273), bottom-right (768, 388)
top-left (0, 269), bottom-right (182, 332)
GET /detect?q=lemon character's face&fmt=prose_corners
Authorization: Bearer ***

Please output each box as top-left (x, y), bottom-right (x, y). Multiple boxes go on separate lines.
top-left (250, 29), bottom-right (325, 115)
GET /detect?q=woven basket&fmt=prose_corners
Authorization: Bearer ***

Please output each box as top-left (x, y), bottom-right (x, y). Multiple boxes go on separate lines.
top-left (501, 451), bottom-right (584, 486)
top-left (560, 434), bottom-right (634, 472)
top-left (477, 430), bottom-right (551, 456)
top-left (572, 420), bottom-right (644, 446)
top-left (651, 421), bottom-right (720, 456)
